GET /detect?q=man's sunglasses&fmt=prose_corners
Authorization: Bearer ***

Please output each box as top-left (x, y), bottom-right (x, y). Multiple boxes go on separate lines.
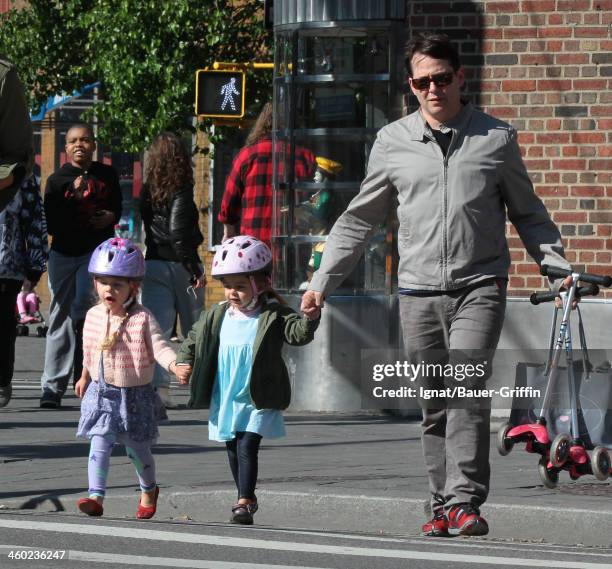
top-left (410, 72), bottom-right (454, 91)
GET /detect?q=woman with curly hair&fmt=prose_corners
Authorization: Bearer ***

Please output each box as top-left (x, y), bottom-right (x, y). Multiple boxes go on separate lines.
top-left (140, 132), bottom-right (205, 407)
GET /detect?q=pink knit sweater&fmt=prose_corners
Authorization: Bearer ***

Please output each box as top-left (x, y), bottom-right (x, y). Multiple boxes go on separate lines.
top-left (82, 302), bottom-right (176, 387)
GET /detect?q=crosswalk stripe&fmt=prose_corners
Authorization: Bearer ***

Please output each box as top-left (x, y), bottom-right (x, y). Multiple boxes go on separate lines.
top-left (276, 528), bottom-right (612, 558)
top-left (0, 545), bottom-right (325, 569)
top-left (0, 519), bottom-right (609, 568)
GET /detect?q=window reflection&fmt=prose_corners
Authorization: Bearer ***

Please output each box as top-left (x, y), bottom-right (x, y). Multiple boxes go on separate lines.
top-left (295, 34), bottom-right (389, 76)
top-left (272, 29), bottom-right (394, 294)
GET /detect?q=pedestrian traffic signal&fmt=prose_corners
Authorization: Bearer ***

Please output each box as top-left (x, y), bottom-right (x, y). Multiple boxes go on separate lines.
top-left (195, 69), bottom-right (246, 118)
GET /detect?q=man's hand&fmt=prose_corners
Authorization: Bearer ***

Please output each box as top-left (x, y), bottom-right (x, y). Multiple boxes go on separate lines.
top-left (301, 290), bottom-right (324, 320)
top-left (174, 363), bottom-right (193, 385)
top-left (555, 275), bottom-right (577, 309)
top-left (72, 175), bottom-right (90, 198)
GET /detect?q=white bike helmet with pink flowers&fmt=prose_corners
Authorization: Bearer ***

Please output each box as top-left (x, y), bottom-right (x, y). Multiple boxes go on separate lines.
top-left (212, 235), bottom-right (272, 278)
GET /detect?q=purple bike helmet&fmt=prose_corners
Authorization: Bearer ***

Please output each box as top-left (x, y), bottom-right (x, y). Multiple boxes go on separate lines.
top-left (88, 237), bottom-right (145, 279)
top-left (212, 235), bottom-right (272, 278)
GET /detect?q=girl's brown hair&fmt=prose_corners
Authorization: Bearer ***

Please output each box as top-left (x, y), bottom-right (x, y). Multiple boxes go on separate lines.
top-left (245, 102), bottom-right (273, 146)
top-left (145, 132), bottom-right (194, 208)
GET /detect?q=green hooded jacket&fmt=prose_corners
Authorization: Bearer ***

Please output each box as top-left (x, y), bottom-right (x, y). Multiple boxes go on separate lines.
top-left (177, 299), bottom-right (319, 410)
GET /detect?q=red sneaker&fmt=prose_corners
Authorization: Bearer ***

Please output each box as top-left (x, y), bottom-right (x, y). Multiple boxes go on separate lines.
top-left (447, 503), bottom-right (489, 536)
top-left (422, 508), bottom-right (449, 537)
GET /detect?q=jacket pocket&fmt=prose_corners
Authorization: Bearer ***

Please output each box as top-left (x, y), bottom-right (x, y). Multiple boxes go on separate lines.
top-left (398, 225), bottom-right (411, 249)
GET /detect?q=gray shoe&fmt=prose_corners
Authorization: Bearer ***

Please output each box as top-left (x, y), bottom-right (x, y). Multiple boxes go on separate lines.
top-left (40, 391), bottom-right (62, 409)
top-left (0, 384), bottom-right (12, 408)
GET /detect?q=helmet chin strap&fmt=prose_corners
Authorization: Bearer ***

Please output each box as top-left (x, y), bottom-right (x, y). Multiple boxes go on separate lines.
top-left (244, 276), bottom-right (260, 310)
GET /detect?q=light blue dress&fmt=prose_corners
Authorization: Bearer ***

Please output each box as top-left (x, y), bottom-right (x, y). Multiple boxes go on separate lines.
top-left (208, 309), bottom-right (286, 442)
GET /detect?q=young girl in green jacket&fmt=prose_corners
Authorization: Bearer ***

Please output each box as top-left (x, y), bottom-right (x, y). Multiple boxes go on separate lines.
top-left (174, 236), bottom-right (320, 524)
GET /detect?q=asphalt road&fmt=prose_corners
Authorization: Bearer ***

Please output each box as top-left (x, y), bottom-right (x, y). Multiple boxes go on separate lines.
top-left (5, 336), bottom-right (612, 551)
top-left (1, 511), bottom-right (611, 569)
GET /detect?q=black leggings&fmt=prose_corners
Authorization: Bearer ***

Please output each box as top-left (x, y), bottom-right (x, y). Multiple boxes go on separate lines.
top-left (225, 431), bottom-right (262, 501)
top-left (0, 279), bottom-right (22, 388)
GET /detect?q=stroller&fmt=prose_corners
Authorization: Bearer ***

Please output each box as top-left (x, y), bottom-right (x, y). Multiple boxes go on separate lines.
top-left (16, 287), bottom-right (48, 337)
top-left (497, 266), bottom-right (612, 488)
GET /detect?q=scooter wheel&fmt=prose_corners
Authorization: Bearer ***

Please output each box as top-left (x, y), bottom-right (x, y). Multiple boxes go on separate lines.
top-left (36, 326), bottom-right (45, 337)
top-left (17, 324), bottom-right (29, 337)
top-left (550, 433), bottom-right (571, 468)
top-left (591, 447), bottom-right (611, 481)
top-left (538, 457), bottom-right (559, 489)
top-left (496, 422), bottom-right (514, 456)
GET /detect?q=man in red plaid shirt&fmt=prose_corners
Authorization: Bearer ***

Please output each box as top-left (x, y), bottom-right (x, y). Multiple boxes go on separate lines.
top-left (219, 103), bottom-right (316, 246)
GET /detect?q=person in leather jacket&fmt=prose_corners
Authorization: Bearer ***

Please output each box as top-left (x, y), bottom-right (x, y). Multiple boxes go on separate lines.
top-left (140, 132), bottom-right (205, 407)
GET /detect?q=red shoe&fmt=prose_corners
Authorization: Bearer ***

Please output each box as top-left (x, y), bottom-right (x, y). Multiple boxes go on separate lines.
top-left (447, 503), bottom-right (489, 536)
top-left (77, 497), bottom-right (104, 517)
top-left (422, 508), bottom-right (449, 537)
top-left (136, 486), bottom-right (159, 519)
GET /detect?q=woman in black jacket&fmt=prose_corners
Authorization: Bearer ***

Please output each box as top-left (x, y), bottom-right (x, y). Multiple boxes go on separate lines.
top-left (141, 132), bottom-right (205, 407)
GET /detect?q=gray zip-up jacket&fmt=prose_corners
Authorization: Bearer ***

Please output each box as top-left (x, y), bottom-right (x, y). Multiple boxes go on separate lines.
top-left (310, 103), bottom-right (569, 294)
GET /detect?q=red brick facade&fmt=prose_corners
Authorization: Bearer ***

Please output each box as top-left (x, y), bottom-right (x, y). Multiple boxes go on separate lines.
top-left (408, 1), bottom-right (611, 297)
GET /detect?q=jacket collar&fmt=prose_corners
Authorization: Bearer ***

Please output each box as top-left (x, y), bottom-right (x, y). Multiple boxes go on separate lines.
top-left (407, 102), bottom-right (473, 141)
top-left (213, 298), bottom-right (281, 359)
top-left (254, 298), bottom-right (282, 359)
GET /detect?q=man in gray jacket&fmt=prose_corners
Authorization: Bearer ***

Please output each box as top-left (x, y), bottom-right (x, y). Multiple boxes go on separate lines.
top-left (301, 33), bottom-right (570, 537)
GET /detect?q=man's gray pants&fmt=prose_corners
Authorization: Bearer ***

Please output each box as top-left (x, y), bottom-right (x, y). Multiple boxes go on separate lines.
top-left (399, 280), bottom-right (506, 512)
top-left (41, 251), bottom-right (94, 396)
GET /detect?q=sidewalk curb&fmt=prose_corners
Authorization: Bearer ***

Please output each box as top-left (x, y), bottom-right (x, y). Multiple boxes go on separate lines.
top-left (2, 489), bottom-right (610, 548)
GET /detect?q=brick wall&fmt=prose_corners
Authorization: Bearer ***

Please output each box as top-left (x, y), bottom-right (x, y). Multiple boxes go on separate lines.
top-left (198, 1), bottom-right (610, 304)
top-left (409, 0), bottom-right (611, 297)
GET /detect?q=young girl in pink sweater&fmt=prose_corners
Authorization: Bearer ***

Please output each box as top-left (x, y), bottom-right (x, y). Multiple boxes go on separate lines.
top-left (74, 238), bottom-right (178, 519)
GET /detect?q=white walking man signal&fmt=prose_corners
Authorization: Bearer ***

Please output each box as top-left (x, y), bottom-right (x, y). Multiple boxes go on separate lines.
top-left (220, 77), bottom-right (240, 111)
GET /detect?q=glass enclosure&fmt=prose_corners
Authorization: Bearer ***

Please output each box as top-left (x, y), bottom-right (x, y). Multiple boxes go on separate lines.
top-left (272, 25), bottom-right (400, 294)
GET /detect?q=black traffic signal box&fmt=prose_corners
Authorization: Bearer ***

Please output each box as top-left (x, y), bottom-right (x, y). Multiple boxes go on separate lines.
top-left (195, 69), bottom-right (246, 118)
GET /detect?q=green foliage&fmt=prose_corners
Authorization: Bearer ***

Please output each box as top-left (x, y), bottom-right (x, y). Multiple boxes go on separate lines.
top-left (0, 0), bottom-right (272, 152)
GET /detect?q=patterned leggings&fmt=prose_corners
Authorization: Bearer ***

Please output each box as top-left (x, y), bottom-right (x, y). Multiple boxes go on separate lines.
top-left (88, 434), bottom-right (156, 498)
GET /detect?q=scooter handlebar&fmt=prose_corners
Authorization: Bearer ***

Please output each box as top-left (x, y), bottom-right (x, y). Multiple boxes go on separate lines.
top-left (540, 265), bottom-right (612, 287)
top-left (530, 283), bottom-right (600, 305)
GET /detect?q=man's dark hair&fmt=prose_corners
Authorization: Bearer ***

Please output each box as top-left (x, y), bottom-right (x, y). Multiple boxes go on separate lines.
top-left (405, 33), bottom-right (461, 77)
top-left (65, 122), bottom-right (95, 141)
